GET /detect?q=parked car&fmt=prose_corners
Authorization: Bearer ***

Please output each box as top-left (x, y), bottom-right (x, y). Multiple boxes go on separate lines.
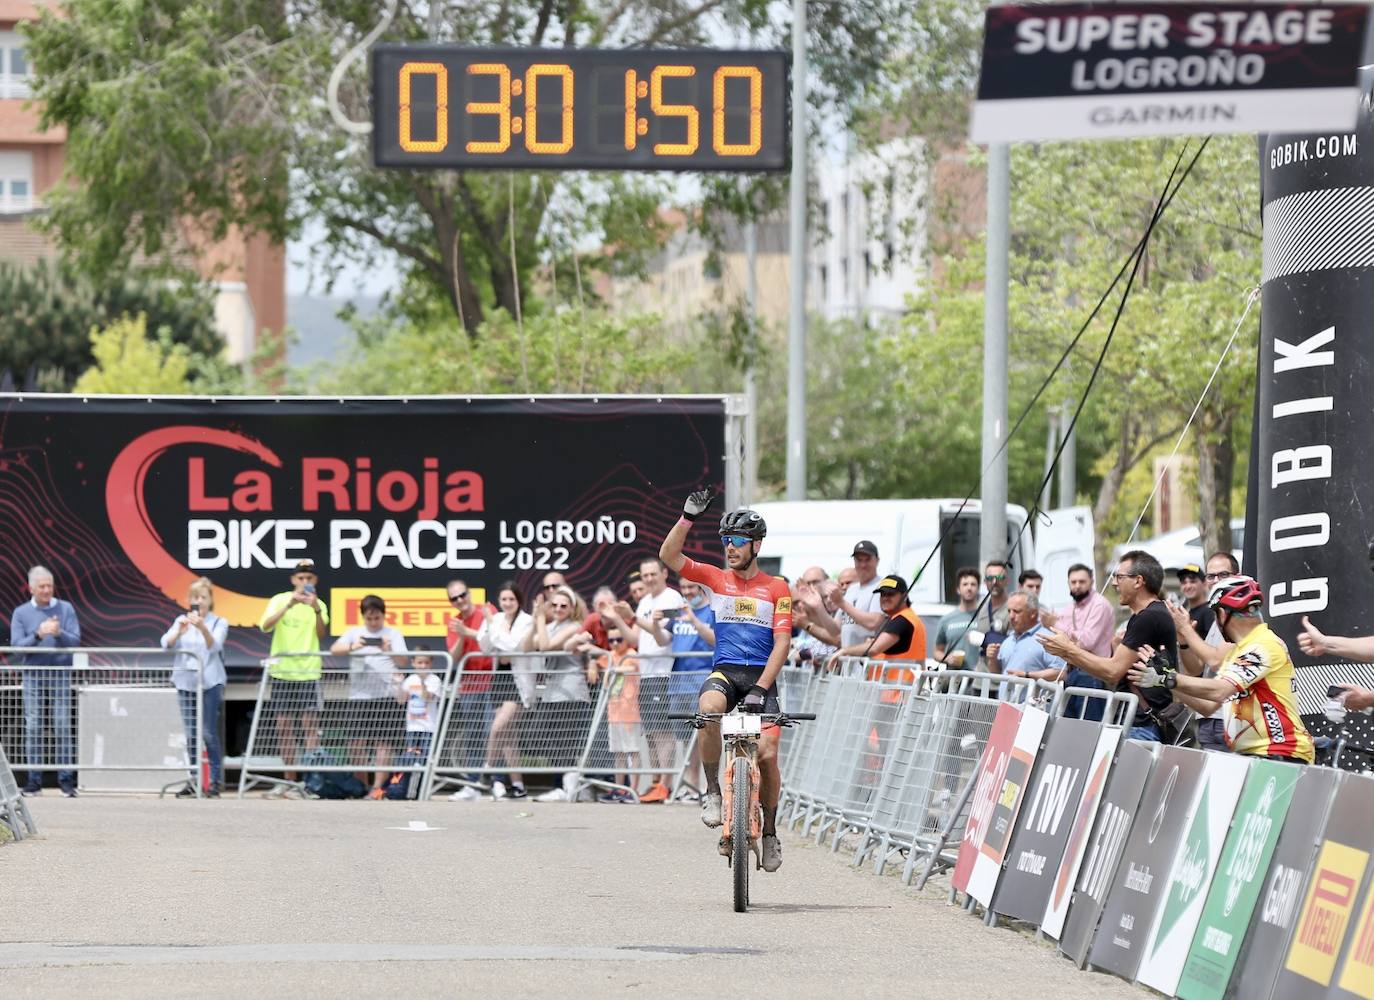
top-left (1112, 518), bottom-right (1245, 574)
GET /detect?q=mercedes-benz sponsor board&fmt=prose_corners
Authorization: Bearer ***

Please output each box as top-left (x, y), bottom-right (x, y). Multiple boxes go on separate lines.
top-left (971, 2), bottom-right (1368, 142)
top-left (1136, 753), bottom-right (1250, 996)
top-left (1088, 745), bottom-right (1207, 981)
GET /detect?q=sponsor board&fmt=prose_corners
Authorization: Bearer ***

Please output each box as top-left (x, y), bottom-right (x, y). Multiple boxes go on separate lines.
top-left (1042, 724), bottom-right (1121, 940)
top-left (993, 716), bottom-right (1105, 924)
top-left (1137, 752), bottom-right (1251, 995)
top-left (952, 702), bottom-right (1024, 894)
top-left (1230, 767), bottom-right (1341, 1000)
top-left (971, 2), bottom-right (1368, 142)
top-left (1175, 759), bottom-right (1302, 1000)
top-left (968, 705), bottom-right (1049, 907)
top-left (1058, 739), bottom-right (1156, 966)
top-left (1275, 774), bottom-right (1374, 998)
top-left (329, 587), bottom-right (488, 637)
top-left (1088, 745), bottom-right (1207, 980)
top-left (0, 396), bottom-right (728, 663)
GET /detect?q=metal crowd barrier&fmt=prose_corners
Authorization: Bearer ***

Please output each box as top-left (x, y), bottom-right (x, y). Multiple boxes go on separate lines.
top-left (0, 739), bottom-right (37, 840)
top-left (0, 646), bottom-right (206, 797)
top-left (238, 650), bottom-right (453, 799)
top-left (771, 660), bottom-right (1139, 895)
top-left (423, 650), bottom-right (714, 803)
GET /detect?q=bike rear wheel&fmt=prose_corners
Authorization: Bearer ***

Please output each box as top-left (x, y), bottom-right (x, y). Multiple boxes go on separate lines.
top-left (732, 760), bottom-right (750, 913)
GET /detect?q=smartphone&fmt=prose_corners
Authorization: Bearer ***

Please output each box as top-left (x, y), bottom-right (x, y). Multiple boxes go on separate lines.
top-left (660, 608), bottom-right (681, 621)
top-left (361, 635), bottom-right (383, 647)
top-left (1328, 684), bottom-right (1348, 698)
top-left (189, 602), bottom-right (203, 615)
top-left (303, 583), bottom-right (316, 596)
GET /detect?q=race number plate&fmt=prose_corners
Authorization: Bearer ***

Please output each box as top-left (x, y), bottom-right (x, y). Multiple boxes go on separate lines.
top-left (721, 714), bottom-right (763, 736)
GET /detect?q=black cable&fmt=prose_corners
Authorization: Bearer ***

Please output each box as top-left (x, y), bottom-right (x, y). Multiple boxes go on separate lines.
top-left (926, 138), bottom-right (1211, 669)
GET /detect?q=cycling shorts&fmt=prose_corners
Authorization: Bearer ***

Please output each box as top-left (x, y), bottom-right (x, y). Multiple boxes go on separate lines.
top-left (700, 665), bottom-right (780, 716)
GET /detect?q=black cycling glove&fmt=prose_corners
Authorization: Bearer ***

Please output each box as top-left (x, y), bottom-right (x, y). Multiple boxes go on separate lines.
top-left (682, 488), bottom-right (716, 522)
top-left (742, 685), bottom-right (768, 713)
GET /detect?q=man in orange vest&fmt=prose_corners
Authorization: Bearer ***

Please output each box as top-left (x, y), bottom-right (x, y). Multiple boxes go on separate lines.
top-left (826, 575), bottom-right (927, 682)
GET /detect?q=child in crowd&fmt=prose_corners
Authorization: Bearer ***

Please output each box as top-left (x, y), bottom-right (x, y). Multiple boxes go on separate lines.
top-left (599, 628), bottom-right (642, 802)
top-left (398, 646), bottom-right (443, 764)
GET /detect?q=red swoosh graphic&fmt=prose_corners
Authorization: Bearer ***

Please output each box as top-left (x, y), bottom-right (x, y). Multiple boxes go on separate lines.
top-left (106, 426), bottom-right (281, 627)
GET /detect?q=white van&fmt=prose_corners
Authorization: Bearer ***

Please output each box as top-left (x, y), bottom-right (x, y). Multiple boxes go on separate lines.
top-left (751, 498), bottom-right (1094, 610)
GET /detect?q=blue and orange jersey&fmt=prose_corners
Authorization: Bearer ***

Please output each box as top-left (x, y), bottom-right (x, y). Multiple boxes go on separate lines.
top-left (678, 557), bottom-right (792, 668)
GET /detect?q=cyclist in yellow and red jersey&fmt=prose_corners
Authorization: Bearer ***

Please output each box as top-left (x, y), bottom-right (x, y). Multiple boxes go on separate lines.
top-left (659, 490), bottom-right (792, 873)
top-left (1128, 576), bottom-right (1313, 763)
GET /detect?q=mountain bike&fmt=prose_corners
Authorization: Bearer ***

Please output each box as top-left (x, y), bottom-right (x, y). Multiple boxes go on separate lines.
top-left (670, 709), bottom-right (814, 913)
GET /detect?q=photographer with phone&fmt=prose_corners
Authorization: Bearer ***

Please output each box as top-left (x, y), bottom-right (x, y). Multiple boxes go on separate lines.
top-left (331, 593), bottom-right (408, 800)
top-left (161, 577), bottom-right (228, 797)
top-left (258, 559), bottom-right (330, 796)
top-left (633, 557), bottom-right (686, 803)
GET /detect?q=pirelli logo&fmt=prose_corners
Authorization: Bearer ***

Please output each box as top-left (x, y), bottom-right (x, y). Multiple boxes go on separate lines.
top-left (329, 587), bottom-right (488, 636)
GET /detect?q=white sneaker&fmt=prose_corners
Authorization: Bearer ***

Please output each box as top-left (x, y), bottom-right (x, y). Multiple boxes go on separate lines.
top-left (264, 784), bottom-right (288, 800)
top-left (761, 835), bottom-right (782, 872)
top-left (490, 780), bottom-right (507, 800)
top-left (534, 787), bottom-right (570, 802)
top-left (701, 792), bottom-right (723, 828)
top-left (449, 787), bottom-right (482, 801)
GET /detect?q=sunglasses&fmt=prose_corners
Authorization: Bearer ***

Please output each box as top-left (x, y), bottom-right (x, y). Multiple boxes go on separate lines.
top-left (608, 635), bottom-right (624, 644)
top-left (985, 573), bottom-right (1006, 581)
top-left (722, 534), bottom-right (753, 549)
top-left (550, 602), bottom-right (571, 610)
top-left (448, 591), bottom-right (468, 603)
top-left (543, 582), bottom-right (561, 590)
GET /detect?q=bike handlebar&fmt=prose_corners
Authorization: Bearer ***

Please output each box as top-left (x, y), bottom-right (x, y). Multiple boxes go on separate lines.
top-left (666, 711), bottom-right (816, 722)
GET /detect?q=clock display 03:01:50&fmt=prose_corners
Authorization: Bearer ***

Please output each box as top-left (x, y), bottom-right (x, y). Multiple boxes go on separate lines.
top-left (395, 61), bottom-right (764, 157)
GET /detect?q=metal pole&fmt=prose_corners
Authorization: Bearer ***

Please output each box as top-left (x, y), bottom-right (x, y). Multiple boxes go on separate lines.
top-left (979, 144), bottom-right (1010, 566)
top-left (1059, 398), bottom-right (1077, 508)
top-left (785, 0), bottom-right (808, 500)
top-left (744, 219), bottom-right (759, 505)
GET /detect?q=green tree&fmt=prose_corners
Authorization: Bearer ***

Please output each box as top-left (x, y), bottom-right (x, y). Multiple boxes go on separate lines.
top-left (73, 315), bottom-right (193, 394)
top-left (0, 261), bottom-right (220, 388)
top-left (894, 136), bottom-right (1260, 569)
top-left (26, 0), bottom-right (926, 339)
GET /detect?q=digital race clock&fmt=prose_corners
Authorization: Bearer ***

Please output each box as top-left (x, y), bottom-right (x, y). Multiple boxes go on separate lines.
top-left (371, 46), bottom-right (789, 172)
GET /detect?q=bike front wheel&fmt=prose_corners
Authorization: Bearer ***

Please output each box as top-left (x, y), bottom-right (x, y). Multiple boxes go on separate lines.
top-left (732, 760), bottom-right (751, 913)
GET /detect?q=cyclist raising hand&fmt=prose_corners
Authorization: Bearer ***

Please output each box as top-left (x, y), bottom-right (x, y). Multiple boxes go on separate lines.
top-left (659, 489), bottom-right (793, 873)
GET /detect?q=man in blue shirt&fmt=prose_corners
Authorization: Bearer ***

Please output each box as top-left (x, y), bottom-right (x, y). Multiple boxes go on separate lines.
top-left (668, 578), bottom-right (715, 800)
top-left (11, 565), bottom-right (82, 796)
top-left (991, 591), bottom-right (1066, 681)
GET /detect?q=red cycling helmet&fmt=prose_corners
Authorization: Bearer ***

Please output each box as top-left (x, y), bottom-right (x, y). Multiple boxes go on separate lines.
top-left (1208, 575), bottom-right (1263, 613)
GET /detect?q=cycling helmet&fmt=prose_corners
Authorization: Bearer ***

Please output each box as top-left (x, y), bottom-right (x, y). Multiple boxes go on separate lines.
top-left (1208, 575), bottom-right (1263, 613)
top-left (718, 507), bottom-right (767, 540)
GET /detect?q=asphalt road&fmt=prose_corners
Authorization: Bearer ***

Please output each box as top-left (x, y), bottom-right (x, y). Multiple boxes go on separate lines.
top-left (1, 796), bottom-right (1145, 999)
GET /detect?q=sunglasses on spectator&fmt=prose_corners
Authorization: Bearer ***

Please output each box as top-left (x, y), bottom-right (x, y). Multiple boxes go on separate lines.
top-left (543, 582), bottom-right (561, 590)
top-left (550, 601), bottom-right (571, 610)
top-left (985, 572), bottom-right (1006, 581)
top-left (608, 635), bottom-right (624, 643)
top-left (448, 591), bottom-right (468, 603)
top-left (722, 534), bottom-right (753, 549)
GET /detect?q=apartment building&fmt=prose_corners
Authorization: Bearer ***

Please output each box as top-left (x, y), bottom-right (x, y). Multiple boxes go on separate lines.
top-left (0, 0), bottom-right (284, 364)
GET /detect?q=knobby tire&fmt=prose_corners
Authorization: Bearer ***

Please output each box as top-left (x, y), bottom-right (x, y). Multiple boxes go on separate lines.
top-left (732, 761), bottom-right (751, 913)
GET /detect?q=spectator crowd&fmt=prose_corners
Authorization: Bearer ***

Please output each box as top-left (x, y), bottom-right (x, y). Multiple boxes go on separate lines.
top-left (7, 532), bottom-right (1373, 801)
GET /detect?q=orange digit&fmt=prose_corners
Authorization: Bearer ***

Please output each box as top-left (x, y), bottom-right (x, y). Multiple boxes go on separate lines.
top-left (713, 66), bottom-right (762, 156)
top-left (465, 63), bottom-right (511, 154)
top-left (651, 66), bottom-right (699, 156)
top-left (624, 69), bottom-right (638, 151)
top-left (525, 64), bottom-right (574, 154)
top-left (398, 62), bottom-right (449, 153)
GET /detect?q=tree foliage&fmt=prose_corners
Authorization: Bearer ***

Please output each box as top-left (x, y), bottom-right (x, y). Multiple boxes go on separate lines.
top-left (26, 0), bottom-right (929, 338)
top-left (72, 314), bottom-right (192, 394)
top-left (0, 260), bottom-right (220, 388)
